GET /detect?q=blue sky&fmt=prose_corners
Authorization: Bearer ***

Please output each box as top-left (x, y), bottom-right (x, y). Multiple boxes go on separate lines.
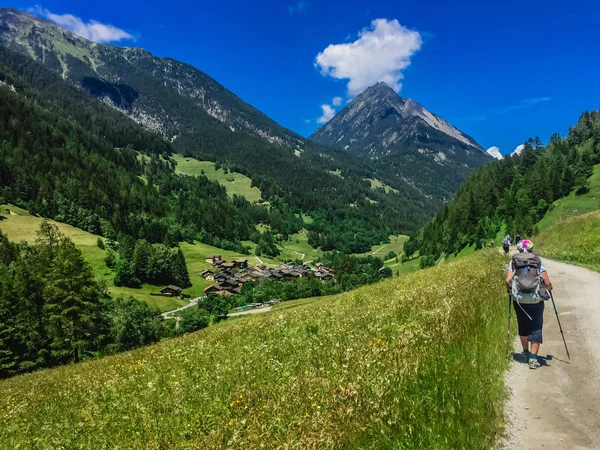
top-left (15, 0), bottom-right (600, 155)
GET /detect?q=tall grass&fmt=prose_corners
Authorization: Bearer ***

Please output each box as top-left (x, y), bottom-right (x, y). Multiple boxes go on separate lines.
top-left (537, 211), bottom-right (600, 272)
top-left (0, 251), bottom-right (509, 449)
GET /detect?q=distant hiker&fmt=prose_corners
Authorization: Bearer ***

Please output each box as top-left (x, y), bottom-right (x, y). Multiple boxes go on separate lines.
top-left (502, 237), bottom-right (510, 254)
top-left (506, 239), bottom-right (553, 369)
top-left (504, 234), bottom-right (512, 245)
top-left (515, 233), bottom-right (521, 244)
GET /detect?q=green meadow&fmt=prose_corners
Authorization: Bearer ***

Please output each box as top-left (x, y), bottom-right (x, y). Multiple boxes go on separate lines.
top-left (537, 210), bottom-right (600, 272)
top-left (536, 164), bottom-right (600, 231)
top-left (0, 206), bottom-right (279, 311)
top-left (172, 154), bottom-right (262, 203)
top-left (0, 250), bottom-right (509, 449)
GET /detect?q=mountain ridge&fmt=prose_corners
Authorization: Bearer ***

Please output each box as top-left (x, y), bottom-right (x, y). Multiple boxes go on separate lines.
top-left (310, 82), bottom-right (491, 203)
top-left (310, 81), bottom-right (486, 157)
top-left (0, 8), bottom-right (301, 148)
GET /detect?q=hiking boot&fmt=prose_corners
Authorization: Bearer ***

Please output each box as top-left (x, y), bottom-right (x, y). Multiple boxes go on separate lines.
top-left (528, 357), bottom-right (541, 370)
top-left (522, 349), bottom-right (530, 362)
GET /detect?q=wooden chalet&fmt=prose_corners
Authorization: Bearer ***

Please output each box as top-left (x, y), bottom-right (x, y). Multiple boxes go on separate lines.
top-left (205, 254), bottom-right (222, 264)
top-left (201, 269), bottom-right (215, 281)
top-left (314, 270), bottom-right (334, 281)
top-left (233, 259), bottom-right (249, 269)
top-left (159, 285), bottom-right (182, 296)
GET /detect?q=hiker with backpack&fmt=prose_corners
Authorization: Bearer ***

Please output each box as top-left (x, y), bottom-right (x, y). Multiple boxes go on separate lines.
top-left (505, 239), bottom-right (553, 369)
top-left (502, 237), bottom-right (510, 254)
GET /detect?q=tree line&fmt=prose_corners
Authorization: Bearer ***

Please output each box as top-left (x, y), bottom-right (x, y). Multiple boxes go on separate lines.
top-left (405, 111), bottom-right (600, 259)
top-left (103, 236), bottom-right (191, 288)
top-left (0, 222), bottom-right (210, 379)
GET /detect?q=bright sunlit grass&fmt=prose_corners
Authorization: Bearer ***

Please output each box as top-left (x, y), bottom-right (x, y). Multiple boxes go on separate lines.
top-left (537, 210), bottom-right (600, 272)
top-left (172, 154), bottom-right (262, 203)
top-left (0, 250), bottom-right (509, 449)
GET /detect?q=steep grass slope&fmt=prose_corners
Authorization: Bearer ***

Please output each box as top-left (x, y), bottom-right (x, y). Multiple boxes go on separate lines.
top-left (0, 251), bottom-right (508, 449)
top-left (536, 164), bottom-right (600, 232)
top-left (537, 211), bottom-right (600, 272)
top-left (172, 154), bottom-right (262, 203)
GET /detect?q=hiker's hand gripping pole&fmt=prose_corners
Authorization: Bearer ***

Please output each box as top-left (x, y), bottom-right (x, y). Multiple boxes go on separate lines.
top-left (549, 291), bottom-right (571, 360)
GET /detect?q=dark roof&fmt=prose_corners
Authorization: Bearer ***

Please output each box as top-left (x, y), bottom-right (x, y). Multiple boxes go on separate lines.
top-left (161, 285), bottom-right (182, 292)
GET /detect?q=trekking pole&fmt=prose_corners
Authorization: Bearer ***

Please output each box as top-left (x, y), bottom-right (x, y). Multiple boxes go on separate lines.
top-left (549, 291), bottom-right (571, 360)
top-left (506, 294), bottom-right (512, 358)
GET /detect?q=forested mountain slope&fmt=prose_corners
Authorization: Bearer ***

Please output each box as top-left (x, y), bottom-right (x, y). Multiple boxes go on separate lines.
top-left (405, 111), bottom-right (600, 258)
top-left (0, 42), bottom-right (433, 252)
top-left (0, 9), bottom-right (441, 250)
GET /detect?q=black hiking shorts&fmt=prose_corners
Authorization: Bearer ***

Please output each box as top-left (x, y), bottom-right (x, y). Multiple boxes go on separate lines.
top-left (513, 300), bottom-right (544, 343)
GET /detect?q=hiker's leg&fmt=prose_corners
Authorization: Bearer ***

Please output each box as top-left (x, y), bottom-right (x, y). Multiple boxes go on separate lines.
top-left (519, 336), bottom-right (529, 352)
top-left (528, 303), bottom-right (544, 356)
top-left (514, 301), bottom-right (530, 352)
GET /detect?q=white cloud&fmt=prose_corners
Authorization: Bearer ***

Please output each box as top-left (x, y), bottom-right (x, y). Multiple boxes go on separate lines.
top-left (486, 146), bottom-right (503, 160)
top-left (315, 19), bottom-right (422, 96)
top-left (512, 144), bottom-right (525, 155)
top-left (288, 1), bottom-right (310, 16)
top-left (30, 6), bottom-right (134, 43)
top-left (317, 104), bottom-right (336, 124)
top-left (331, 96), bottom-right (343, 106)
top-left (496, 97), bottom-right (552, 114)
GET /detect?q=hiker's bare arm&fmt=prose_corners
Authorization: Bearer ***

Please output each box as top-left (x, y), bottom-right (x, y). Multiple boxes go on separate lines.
top-left (542, 272), bottom-right (553, 290)
top-left (506, 269), bottom-right (513, 291)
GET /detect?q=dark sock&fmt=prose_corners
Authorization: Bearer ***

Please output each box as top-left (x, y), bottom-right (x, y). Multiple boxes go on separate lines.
top-left (530, 354), bottom-right (538, 360)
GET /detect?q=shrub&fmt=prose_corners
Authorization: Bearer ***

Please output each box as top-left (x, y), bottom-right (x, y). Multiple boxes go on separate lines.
top-left (420, 254), bottom-right (436, 269)
top-left (178, 308), bottom-right (210, 333)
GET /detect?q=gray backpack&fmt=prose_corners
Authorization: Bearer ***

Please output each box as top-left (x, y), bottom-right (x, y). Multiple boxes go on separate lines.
top-left (511, 252), bottom-right (542, 304)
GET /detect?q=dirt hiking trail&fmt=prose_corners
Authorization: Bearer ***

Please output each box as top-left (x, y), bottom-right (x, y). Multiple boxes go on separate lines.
top-left (502, 258), bottom-right (600, 449)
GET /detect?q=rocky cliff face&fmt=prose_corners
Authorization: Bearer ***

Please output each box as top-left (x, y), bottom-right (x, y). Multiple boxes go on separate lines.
top-left (310, 81), bottom-right (488, 162)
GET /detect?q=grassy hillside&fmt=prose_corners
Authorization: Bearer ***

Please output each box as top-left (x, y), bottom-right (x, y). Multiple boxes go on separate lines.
top-left (0, 206), bottom-right (188, 312)
top-left (537, 211), bottom-right (600, 272)
top-left (172, 154), bottom-right (262, 203)
top-left (0, 250), bottom-right (509, 449)
top-left (357, 234), bottom-right (409, 259)
top-left (278, 230), bottom-right (323, 262)
top-left (536, 164), bottom-right (600, 232)
top-left (365, 178), bottom-right (400, 194)
top-left (0, 206), bottom-right (277, 311)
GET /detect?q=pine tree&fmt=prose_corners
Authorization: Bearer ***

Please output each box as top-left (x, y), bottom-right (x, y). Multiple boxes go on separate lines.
top-left (43, 237), bottom-right (106, 364)
top-left (173, 248), bottom-right (191, 288)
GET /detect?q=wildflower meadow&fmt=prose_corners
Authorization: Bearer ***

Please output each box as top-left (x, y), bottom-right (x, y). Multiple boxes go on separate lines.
top-left (0, 251), bottom-right (508, 449)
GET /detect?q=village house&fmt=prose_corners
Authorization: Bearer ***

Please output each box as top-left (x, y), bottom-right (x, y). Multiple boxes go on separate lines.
top-left (201, 269), bottom-right (215, 281)
top-left (205, 254), bottom-right (222, 264)
top-left (159, 285), bottom-right (182, 297)
top-left (233, 259), bottom-right (249, 269)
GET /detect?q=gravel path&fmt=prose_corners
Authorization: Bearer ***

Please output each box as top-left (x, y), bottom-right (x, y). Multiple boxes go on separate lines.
top-left (229, 306), bottom-right (273, 317)
top-left (161, 297), bottom-right (201, 318)
top-left (501, 258), bottom-right (600, 449)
